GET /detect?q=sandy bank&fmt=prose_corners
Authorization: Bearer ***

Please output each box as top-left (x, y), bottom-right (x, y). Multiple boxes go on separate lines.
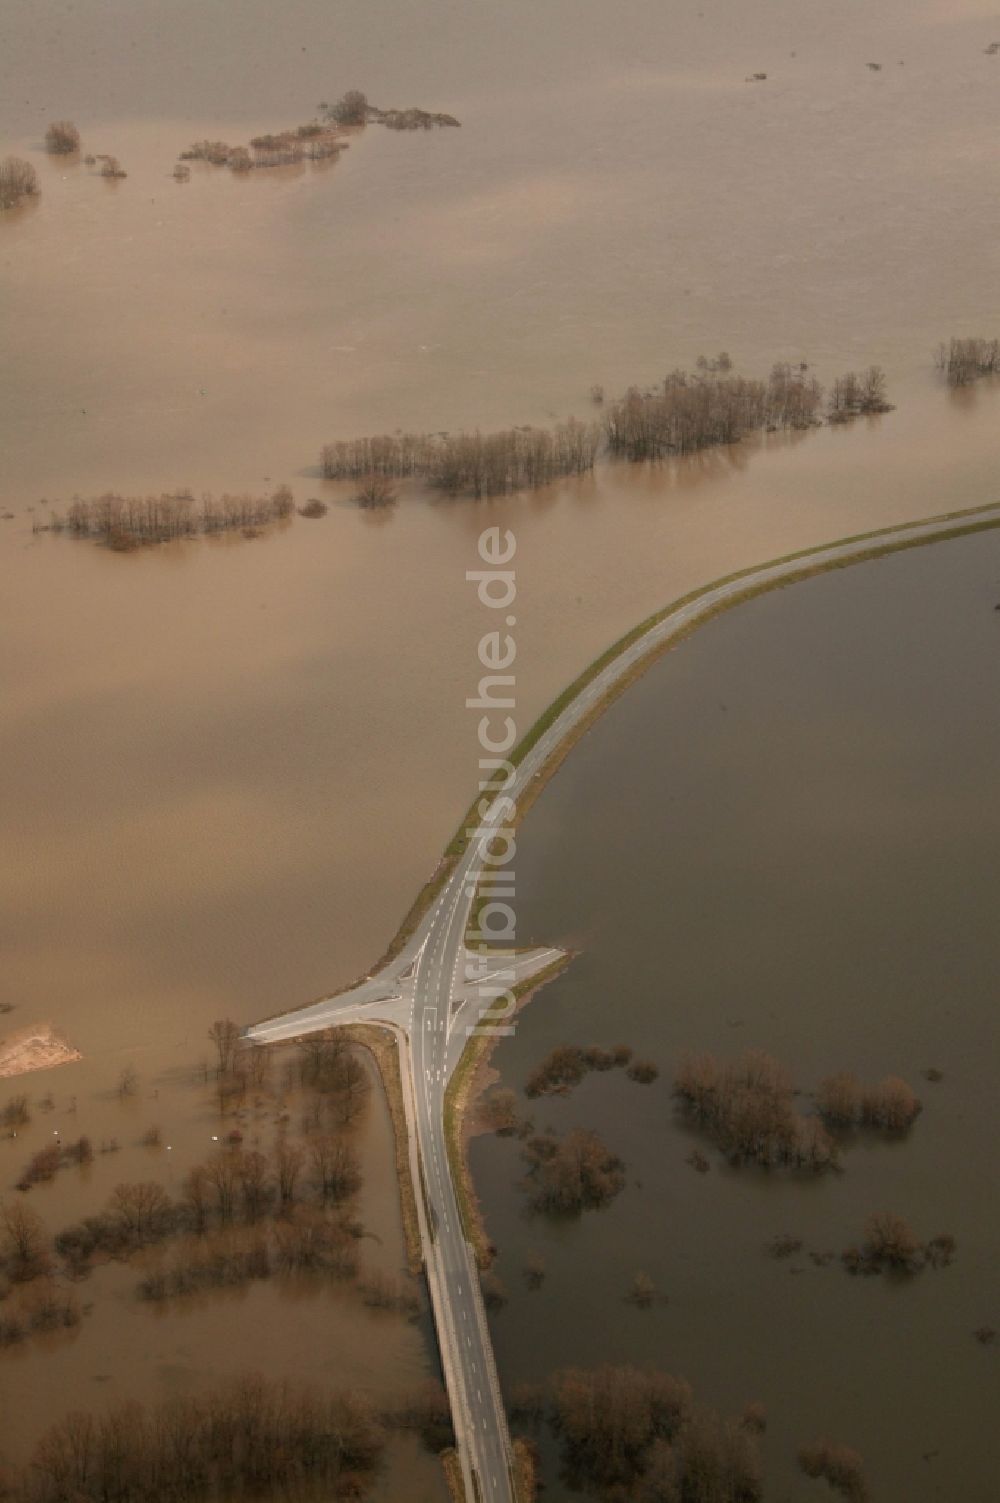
top-left (0, 1022), bottom-right (81, 1079)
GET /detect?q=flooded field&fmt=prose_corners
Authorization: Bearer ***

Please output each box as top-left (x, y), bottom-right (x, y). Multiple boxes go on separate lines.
top-left (3, 0), bottom-right (1000, 1494)
top-left (473, 528), bottom-right (1000, 1500)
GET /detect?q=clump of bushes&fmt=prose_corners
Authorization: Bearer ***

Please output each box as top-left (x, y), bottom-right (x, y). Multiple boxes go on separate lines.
top-left (2, 1095), bottom-right (31, 1131)
top-left (370, 105), bottom-right (461, 130)
top-left (96, 154), bottom-right (126, 179)
top-left (626, 1057), bottom-right (659, 1084)
top-left (16, 1137), bottom-right (92, 1190)
top-left (522, 1253), bottom-right (546, 1290)
top-left (525, 1044), bottom-right (590, 1096)
top-left (321, 91), bottom-right (460, 130)
top-left (525, 1041), bottom-right (640, 1097)
top-left (798, 1438), bottom-right (869, 1501)
top-left (181, 122), bottom-right (348, 173)
top-left (626, 1271), bottom-right (658, 1308)
top-left (767, 1234), bottom-right (803, 1260)
top-left (355, 474), bottom-right (397, 508)
top-left (298, 498), bottom-right (328, 518)
top-left (815, 1071), bottom-right (922, 1131)
top-left (841, 1213), bottom-right (955, 1276)
top-left (327, 90), bottom-right (370, 125)
top-left (45, 120), bottom-right (80, 154)
top-left (0, 156), bottom-right (39, 210)
top-left (478, 1086), bottom-right (522, 1135)
top-left (935, 337), bottom-right (1000, 386)
top-left (549, 1365), bottom-right (762, 1499)
top-left (826, 366), bottom-right (892, 422)
top-left (740, 1402), bottom-right (767, 1434)
top-left (480, 1270), bottom-right (508, 1310)
top-left (521, 1127), bottom-right (625, 1213)
top-left (674, 1050), bottom-right (838, 1172)
top-left (180, 140), bottom-right (233, 165)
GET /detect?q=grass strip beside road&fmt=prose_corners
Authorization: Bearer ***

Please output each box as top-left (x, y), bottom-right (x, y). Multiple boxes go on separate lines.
top-left (443, 956), bottom-right (571, 1269)
top-left (339, 1023), bottom-right (423, 1274)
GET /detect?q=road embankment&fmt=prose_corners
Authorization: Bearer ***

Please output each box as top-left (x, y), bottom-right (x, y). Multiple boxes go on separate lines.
top-left (444, 956), bottom-right (571, 1269)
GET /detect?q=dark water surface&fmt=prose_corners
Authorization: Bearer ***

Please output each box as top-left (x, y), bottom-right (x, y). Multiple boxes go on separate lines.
top-left (474, 529), bottom-right (1000, 1501)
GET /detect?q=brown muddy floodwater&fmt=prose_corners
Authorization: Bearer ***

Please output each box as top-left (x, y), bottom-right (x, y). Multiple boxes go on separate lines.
top-left (3, 0), bottom-right (1000, 1493)
top-left (473, 528), bottom-right (1000, 1501)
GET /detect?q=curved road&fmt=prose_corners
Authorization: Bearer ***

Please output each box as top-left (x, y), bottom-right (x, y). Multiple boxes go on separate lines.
top-left (248, 506), bottom-right (1000, 1503)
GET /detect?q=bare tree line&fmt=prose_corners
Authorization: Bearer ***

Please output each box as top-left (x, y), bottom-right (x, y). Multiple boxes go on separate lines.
top-left (605, 359), bottom-right (826, 459)
top-left (36, 487), bottom-right (294, 548)
top-left (321, 419), bottom-right (601, 497)
top-left (0, 1375), bottom-right (385, 1503)
top-left (320, 358), bottom-right (891, 499)
top-left (935, 336), bottom-right (1000, 386)
top-left (135, 1209), bottom-right (362, 1300)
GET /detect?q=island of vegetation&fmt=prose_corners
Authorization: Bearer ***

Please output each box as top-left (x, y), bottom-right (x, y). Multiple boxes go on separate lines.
top-left (319, 357), bottom-right (892, 499)
top-left (33, 487), bottom-right (295, 549)
top-left (673, 1049), bottom-right (922, 1172)
top-left (179, 89), bottom-right (458, 178)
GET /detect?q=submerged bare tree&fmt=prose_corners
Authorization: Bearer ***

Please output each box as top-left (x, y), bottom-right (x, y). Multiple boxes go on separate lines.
top-left (0, 156), bottom-right (39, 210)
top-left (935, 336), bottom-right (1000, 386)
top-left (826, 366), bottom-right (891, 422)
top-left (45, 120), bottom-right (80, 154)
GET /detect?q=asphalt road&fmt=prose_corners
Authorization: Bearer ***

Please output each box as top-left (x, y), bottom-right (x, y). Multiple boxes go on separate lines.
top-left (249, 507), bottom-right (1000, 1502)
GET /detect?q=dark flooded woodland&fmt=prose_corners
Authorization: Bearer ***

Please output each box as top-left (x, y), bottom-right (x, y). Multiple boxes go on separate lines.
top-left (3, 1), bottom-right (1000, 1500)
top-left (472, 529), bottom-right (1000, 1501)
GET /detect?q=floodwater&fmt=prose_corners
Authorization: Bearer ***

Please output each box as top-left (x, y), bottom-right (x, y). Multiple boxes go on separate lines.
top-left (473, 528), bottom-right (1000, 1501)
top-left (3, 0), bottom-right (1000, 1492)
